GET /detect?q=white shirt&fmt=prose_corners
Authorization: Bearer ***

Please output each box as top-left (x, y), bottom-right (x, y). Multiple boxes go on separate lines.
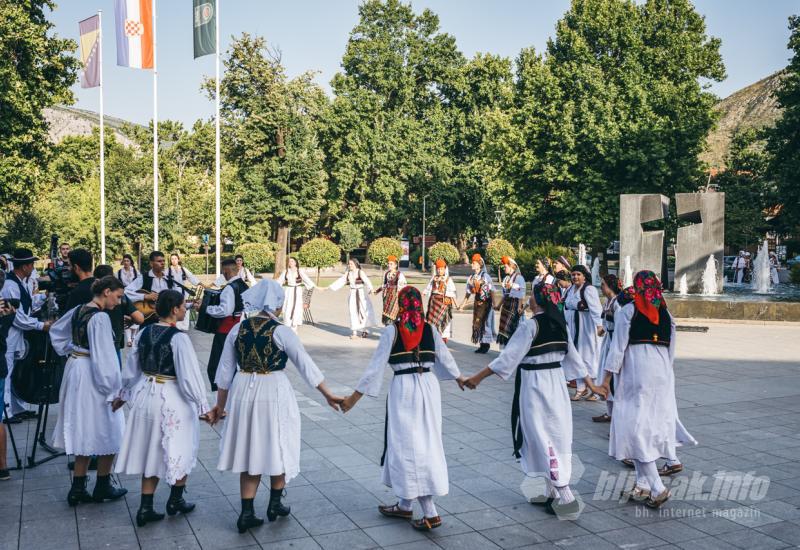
top-left (1, 273), bottom-right (44, 354)
top-left (215, 267), bottom-right (256, 287)
top-left (206, 276), bottom-right (242, 318)
top-left (117, 266), bottom-right (139, 287)
top-left (124, 270), bottom-right (173, 302)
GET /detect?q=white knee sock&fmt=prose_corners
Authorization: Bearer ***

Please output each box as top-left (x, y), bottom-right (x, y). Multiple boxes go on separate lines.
top-left (555, 485), bottom-right (575, 504)
top-left (398, 498), bottom-right (413, 511)
top-left (576, 379), bottom-right (586, 391)
top-left (418, 495), bottom-right (437, 517)
top-left (638, 460), bottom-right (666, 496)
top-left (633, 460), bottom-right (650, 490)
top-left (545, 478), bottom-right (558, 498)
top-left (606, 400), bottom-right (614, 415)
top-left (665, 458), bottom-right (680, 467)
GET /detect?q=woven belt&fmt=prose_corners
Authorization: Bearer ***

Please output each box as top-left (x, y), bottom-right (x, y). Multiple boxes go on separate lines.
top-left (70, 350), bottom-right (89, 358)
top-left (519, 361), bottom-right (561, 371)
top-left (143, 373), bottom-right (177, 384)
top-left (393, 367), bottom-right (431, 376)
top-left (240, 369), bottom-right (284, 376)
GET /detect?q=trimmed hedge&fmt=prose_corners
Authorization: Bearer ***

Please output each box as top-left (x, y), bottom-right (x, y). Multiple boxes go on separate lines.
top-left (427, 242), bottom-right (459, 266)
top-left (367, 238), bottom-right (403, 267)
top-left (516, 243), bottom-right (576, 281)
top-left (485, 238), bottom-right (516, 269)
top-left (299, 238), bottom-right (341, 282)
top-left (234, 242), bottom-right (276, 273)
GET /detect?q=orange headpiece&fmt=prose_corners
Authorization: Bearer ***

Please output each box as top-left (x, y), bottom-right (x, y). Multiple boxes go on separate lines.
top-left (387, 255), bottom-right (398, 263)
top-left (471, 253), bottom-right (483, 264)
top-left (435, 258), bottom-right (446, 269)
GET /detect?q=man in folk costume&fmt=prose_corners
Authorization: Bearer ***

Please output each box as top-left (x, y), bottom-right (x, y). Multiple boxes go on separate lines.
top-left (49, 276), bottom-right (127, 505)
top-left (341, 287), bottom-right (466, 531)
top-left (115, 290), bottom-right (211, 526)
top-left (209, 279), bottom-right (343, 532)
top-left (277, 256), bottom-right (316, 332)
top-left (326, 259), bottom-right (377, 338)
top-left (423, 258), bottom-right (457, 342)
top-left (564, 264), bottom-right (603, 401)
top-left (125, 251), bottom-right (178, 326)
top-left (1, 249), bottom-right (52, 422)
top-left (465, 282), bottom-right (605, 519)
top-left (593, 274), bottom-right (622, 423)
top-left (600, 271), bottom-right (697, 509)
top-left (496, 256), bottom-right (526, 346)
top-left (205, 258), bottom-right (249, 391)
top-left (457, 254), bottom-right (495, 354)
top-left (373, 255), bottom-right (407, 325)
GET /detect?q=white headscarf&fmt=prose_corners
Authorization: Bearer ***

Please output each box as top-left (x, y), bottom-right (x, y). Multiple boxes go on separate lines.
top-left (242, 279), bottom-right (285, 313)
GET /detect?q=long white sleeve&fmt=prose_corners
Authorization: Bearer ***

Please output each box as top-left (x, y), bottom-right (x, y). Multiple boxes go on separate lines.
top-left (87, 313), bottom-right (122, 399)
top-left (604, 303), bottom-right (633, 375)
top-left (184, 268), bottom-right (200, 286)
top-left (300, 269), bottom-right (316, 289)
top-left (1, 282), bottom-right (43, 331)
top-left (215, 323), bottom-right (241, 390)
top-left (328, 273), bottom-right (348, 292)
top-left (446, 277), bottom-right (457, 299)
top-left (124, 274), bottom-right (145, 302)
top-left (120, 329), bottom-right (144, 400)
top-left (431, 327), bottom-right (460, 380)
top-left (585, 285), bottom-right (603, 327)
top-left (273, 325), bottom-right (325, 388)
top-left (668, 314), bottom-right (677, 365)
top-left (355, 325), bottom-right (394, 397)
top-left (397, 272), bottom-right (407, 291)
top-left (360, 271), bottom-right (374, 292)
top-left (206, 284), bottom-right (234, 318)
top-left (489, 320), bottom-right (534, 381)
top-left (423, 277), bottom-right (434, 295)
top-left (172, 332), bottom-right (210, 414)
top-left (561, 337), bottom-right (588, 381)
top-left (49, 305), bottom-right (79, 356)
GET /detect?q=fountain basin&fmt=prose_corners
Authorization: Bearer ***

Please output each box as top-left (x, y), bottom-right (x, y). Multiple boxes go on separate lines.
top-left (667, 284), bottom-right (800, 322)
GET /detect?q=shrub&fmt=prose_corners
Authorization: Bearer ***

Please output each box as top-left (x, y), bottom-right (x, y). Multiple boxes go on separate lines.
top-left (791, 264), bottom-right (800, 284)
top-left (367, 238), bottom-right (403, 267)
top-left (485, 238), bottom-right (516, 269)
top-left (299, 238), bottom-right (341, 283)
top-left (234, 242), bottom-right (276, 274)
top-left (516, 243), bottom-right (576, 280)
top-left (427, 242), bottom-right (459, 267)
top-left (181, 254), bottom-right (212, 275)
top-left (334, 220), bottom-right (363, 260)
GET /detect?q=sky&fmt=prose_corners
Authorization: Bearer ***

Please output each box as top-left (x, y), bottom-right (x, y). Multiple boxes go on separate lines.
top-left (49, 0), bottom-right (798, 127)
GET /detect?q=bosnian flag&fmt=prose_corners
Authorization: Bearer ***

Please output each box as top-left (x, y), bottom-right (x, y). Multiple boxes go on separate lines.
top-left (114, 0), bottom-right (153, 69)
top-left (78, 15), bottom-right (101, 88)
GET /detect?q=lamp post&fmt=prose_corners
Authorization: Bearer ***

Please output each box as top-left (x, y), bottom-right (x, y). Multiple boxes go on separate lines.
top-left (494, 209), bottom-right (504, 238)
top-left (422, 196), bottom-right (427, 272)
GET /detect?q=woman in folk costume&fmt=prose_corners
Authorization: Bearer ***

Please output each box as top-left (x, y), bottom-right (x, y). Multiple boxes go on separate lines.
top-left (114, 290), bottom-right (210, 526)
top-left (327, 258), bottom-right (377, 338)
top-left (210, 279), bottom-right (343, 533)
top-left (600, 271), bottom-right (696, 509)
top-left (49, 276), bottom-right (127, 506)
top-left (277, 256), bottom-right (316, 331)
top-left (167, 253), bottom-right (201, 331)
top-left (373, 255), bottom-right (407, 325)
top-left (564, 264), bottom-right (603, 401)
top-left (118, 253), bottom-right (140, 346)
top-left (423, 258), bottom-right (457, 342)
top-left (532, 257), bottom-right (555, 287)
top-left (341, 287), bottom-right (466, 531)
top-left (465, 282), bottom-right (605, 519)
top-left (592, 274), bottom-right (622, 423)
top-left (457, 254), bottom-right (495, 354)
top-left (496, 256), bottom-right (526, 346)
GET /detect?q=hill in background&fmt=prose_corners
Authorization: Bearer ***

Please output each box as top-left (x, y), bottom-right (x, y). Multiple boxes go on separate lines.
top-left (43, 105), bottom-right (138, 148)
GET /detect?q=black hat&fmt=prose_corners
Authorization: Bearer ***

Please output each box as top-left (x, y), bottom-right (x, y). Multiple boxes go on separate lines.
top-left (11, 248), bottom-right (38, 263)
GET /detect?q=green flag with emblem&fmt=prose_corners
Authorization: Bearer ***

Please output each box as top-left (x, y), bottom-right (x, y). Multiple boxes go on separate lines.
top-left (193, 0), bottom-right (216, 59)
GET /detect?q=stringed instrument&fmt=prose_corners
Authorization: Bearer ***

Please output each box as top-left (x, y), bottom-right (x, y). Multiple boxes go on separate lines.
top-left (134, 278), bottom-right (198, 325)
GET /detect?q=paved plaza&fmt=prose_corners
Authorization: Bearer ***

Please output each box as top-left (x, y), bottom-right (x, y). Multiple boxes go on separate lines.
top-left (2, 288), bottom-right (800, 550)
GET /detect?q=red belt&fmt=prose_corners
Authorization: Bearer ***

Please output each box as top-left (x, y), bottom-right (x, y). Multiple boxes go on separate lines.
top-left (217, 314), bottom-right (242, 334)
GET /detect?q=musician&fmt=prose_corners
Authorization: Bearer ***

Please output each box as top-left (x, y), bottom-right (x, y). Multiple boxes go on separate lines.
top-left (205, 258), bottom-right (249, 390)
top-left (0, 298), bottom-right (16, 480)
top-left (49, 276), bottom-right (127, 506)
top-left (167, 253), bottom-right (201, 330)
top-left (125, 251), bottom-right (177, 325)
top-left (65, 248), bottom-right (95, 310)
top-left (1, 249), bottom-right (52, 423)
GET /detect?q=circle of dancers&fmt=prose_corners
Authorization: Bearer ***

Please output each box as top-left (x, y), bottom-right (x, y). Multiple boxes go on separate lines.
top-left (26, 248), bottom-right (695, 533)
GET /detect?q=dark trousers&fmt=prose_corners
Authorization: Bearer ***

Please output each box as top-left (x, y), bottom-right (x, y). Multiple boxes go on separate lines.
top-left (207, 332), bottom-right (227, 392)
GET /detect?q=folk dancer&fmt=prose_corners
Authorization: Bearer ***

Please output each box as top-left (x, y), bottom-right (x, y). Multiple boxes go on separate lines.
top-left (209, 279), bottom-right (343, 532)
top-left (0, 298), bottom-right (16, 480)
top-left (327, 259), bottom-right (377, 339)
top-left (497, 256), bottom-right (526, 347)
top-left (600, 271), bottom-right (697, 508)
top-left (423, 258), bottom-right (457, 342)
top-left (532, 257), bottom-right (556, 287)
top-left (204, 259), bottom-right (249, 391)
top-left (564, 265), bottom-right (603, 401)
top-left (465, 282), bottom-right (605, 519)
top-left (341, 287), bottom-right (466, 531)
top-left (115, 290), bottom-right (211, 526)
top-left (457, 254), bottom-right (495, 354)
top-left (167, 253), bottom-right (201, 331)
top-left (592, 274), bottom-right (621, 423)
top-left (117, 254), bottom-right (140, 346)
top-left (1, 249), bottom-right (52, 422)
top-left (373, 255), bottom-right (407, 325)
top-left (277, 257), bottom-right (316, 331)
top-left (49, 276), bottom-right (127, 506)
top-left (93, 265), bottom-right (145, 363)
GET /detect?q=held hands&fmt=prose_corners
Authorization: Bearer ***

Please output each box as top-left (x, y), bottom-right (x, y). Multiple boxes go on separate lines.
top-left (340, 392), bottom-right (362, 413)
top-left (464, 375), bottom-right (481, 390)
top-left (206, 405), bottom-right (225, 426)
top-left (456, 376), bottom-right (468, 391)
top-left (596, 326), bottom-right (605, 337)
top-left (110, 398), bottom-right (125, 412)
top-left (42, 320), bottom-right (53, 333)
top-left (325, 393), bottom-right (345, 411)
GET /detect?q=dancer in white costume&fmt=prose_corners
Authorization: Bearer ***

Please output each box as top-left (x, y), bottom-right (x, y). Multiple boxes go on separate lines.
top-left (115, 290), bottom-right (211, 527)
top-left (466, 282), bottom-right (605, 519)
top-left (592, 274), bottom-right (622, 423)
top-left (341, 286), bottom-right (466, 531)
top-left (167, 253), bottom-right (202, 331)
top-left (117, 254), bottom-right (139, 346)
top-left (49, 276), bottom-right (127, 506)
top-left (277, 257), bottom-right (315, 331)
top-left (326, 259), bottom-right (377, 338)
top-left (210, 279), bottom-right (344, 533)
top-left (564, 264), bottom-right (602, 400)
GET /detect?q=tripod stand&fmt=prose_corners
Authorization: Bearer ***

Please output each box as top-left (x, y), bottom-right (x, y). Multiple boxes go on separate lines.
top-left (2, 402), bottom-right (23, 471)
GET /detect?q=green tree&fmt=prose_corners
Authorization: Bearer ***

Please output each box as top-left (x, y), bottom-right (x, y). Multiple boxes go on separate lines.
top-left (0, 0), bottom-right (79, 247)
top-left (765, 16), bottom-right (800, 236)
top-left (298, 238), bottom-right (341, 284)
top-left (334, 220), bottom-right (363, 263)
top-left (210, 34), bottom-right (329, 275)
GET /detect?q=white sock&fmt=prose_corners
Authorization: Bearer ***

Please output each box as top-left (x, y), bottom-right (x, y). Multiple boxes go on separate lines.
top-left (545, 478), bottom-right (558, 498)
top-left (665, 458), bottom-right (680, 467)
top-left (639, 460), bottom-right (667, 496)
top-left (398, 498), bottom-right (413, 512)
top-left (606, 400), bottom-right (614, 415)
top-left (633, 460), bottom-right (650, 490)
top-left (418, 495), bottom-right (437, 517)
top-left (555, 485), bottom-right (575, 504)
top-left (576, 380), bottom-right (586, 391)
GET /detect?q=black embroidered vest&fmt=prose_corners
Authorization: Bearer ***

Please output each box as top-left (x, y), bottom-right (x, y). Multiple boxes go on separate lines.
top-left (71, 305), bottom-right (106, 349)
top-left (629, 308), bottom-right (671, 347)
top-left (388, 322), bottom-right (436, 364)
top-left (141, 271), bottom-right (174, 292)
top-left (235, 317), bottom-right (288, 374)
top-left (138, 324), bottom-right (180, 377)
top-left (228, 278), bottom-right (248, 314)
top-left (526, 314), bottom-right (568, 357)
top-left (6, 271), bottom-right (32, 314)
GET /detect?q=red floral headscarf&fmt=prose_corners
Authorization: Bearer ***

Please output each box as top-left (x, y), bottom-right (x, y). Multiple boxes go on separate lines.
top-left (397, 286), bottom-right (425, 350)
top-left (633, 270), bottom-right (666, 325)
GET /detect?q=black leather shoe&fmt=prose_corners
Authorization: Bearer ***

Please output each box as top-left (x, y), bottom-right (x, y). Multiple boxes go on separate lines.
top-left (67, 478), bottom-right (93, 507)
top-left (267, 489), bottom-right (291, 522)
top-left (166, 497), bottom-right (196, 516)
top-left (92, 476), bottom-right (128, 502)
top-left (136, 506), bottom-right (165, 527)
top-left (236, 510), bottom-right (264, 533)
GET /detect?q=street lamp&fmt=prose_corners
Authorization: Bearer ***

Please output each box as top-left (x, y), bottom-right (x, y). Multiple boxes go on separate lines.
top-left (494, 209), bottom-right (504, 238)
top-left (422, 196), bottom-right (428, 272)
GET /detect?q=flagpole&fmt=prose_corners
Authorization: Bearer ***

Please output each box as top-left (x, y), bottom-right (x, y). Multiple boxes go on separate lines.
top-left (152, 0), bottom-right (159, 251)
top-left (214, 0), bottom-right (221, 277)
top-left (98, 9), bottom-right (106, 264)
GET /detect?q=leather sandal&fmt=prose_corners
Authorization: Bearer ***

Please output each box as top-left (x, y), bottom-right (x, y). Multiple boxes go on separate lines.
top-left (592, 413), bottom-right (612, 423)
top-left (378, 503), bottom-right (412, 519)
top-left (585, 393), bottom-right (600, 401)
top-left (619, 486), bottom-right (651, 502)
top-left (645, 488), bottom-right (671, 508)
top-left (411, 516), bottom-right (442, 530)
top-left (658, 463), bottom-right (683, 476)
top-left (571, 389), bottom-right (590, 401)
top-left (621, 459), bottom-right (635, 468)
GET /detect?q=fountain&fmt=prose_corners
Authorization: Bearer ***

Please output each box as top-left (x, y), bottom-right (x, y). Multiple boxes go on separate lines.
top-left (701, 255), bottom-right (719, 295)
top-left (622, 256), bottom-right (633, 288)
top-left (752, 240), bottom-right (772, 294)
top-left (678, 274), bottom-right (688, 296)
top-left (591, 257), bottom-right (600, 286)
top-left (578, 244), bottom-right (587, 266)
